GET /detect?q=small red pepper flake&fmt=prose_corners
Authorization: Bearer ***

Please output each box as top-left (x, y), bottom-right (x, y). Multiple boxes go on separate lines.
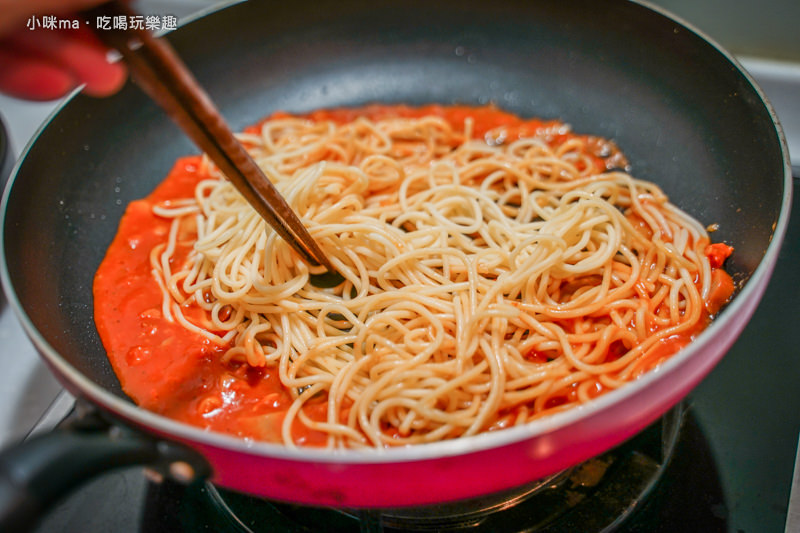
top-left (705, 243), bottom-right (734, 269)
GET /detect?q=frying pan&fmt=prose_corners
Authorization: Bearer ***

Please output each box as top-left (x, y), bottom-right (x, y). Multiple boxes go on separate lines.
top-left (0, 0), bottom-right (791, 528)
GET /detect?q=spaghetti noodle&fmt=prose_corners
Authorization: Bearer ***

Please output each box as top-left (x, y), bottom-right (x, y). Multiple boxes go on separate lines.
top-left (93, 105), bottom-right (734, 449)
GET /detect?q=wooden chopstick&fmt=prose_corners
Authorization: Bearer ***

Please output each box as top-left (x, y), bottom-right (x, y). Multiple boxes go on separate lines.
top-left (84, 1), bottom-right (334, 272)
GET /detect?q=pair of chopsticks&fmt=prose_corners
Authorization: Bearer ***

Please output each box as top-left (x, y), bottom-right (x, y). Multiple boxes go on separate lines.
top-left (84, 1), bottom-right (334, 272)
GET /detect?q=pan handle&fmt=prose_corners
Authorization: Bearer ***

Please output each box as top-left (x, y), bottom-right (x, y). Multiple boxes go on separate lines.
top-left (0, 404), bottom-right (211, 533)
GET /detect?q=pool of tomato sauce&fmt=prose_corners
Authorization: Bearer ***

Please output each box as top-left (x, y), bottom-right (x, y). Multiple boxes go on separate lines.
top-left (92, 104), bottom-right (734, 446)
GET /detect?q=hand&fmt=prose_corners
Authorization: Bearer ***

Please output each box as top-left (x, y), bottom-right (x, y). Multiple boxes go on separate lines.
top-left (0, 0), bottom-right (127, 100)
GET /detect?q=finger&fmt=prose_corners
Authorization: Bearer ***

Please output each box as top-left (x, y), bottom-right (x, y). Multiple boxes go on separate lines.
top-left (56, 27), bottom-right (128, 97)
top-left (0, 46), bottom-right (77, 100)
top-left (0, 0), bottom-right (110, 35)
top-left (10, 27), bottom-right (127, 97)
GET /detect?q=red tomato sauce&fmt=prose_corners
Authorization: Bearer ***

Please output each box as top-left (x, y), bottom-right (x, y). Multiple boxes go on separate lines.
top-left (93, 105), bottom-right (733, 445)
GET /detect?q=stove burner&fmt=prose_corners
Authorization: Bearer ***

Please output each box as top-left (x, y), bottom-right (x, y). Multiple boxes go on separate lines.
top-left (149, 404), bottom-right (686, 532)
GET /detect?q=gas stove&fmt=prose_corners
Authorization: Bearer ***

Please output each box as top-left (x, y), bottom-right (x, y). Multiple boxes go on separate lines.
top-left (25, 402), bottom-right (728, 532)
top-left (1, 3), bottom-right (799, 531)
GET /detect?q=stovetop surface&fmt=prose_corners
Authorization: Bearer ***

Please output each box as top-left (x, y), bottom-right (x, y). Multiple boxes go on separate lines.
top-left (28, 408), bottom-right (731, 532)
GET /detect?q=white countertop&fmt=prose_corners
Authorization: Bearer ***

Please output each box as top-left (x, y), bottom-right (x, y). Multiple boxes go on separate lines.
top-left (0, 4), bottom-right (798, 447)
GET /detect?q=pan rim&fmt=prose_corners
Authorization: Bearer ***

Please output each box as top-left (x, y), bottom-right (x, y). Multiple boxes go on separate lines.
top-left (0, 0), bottom-right (794, 466)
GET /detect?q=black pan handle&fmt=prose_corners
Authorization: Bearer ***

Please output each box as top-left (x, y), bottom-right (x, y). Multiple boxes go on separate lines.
top-left (0, 405), bottom-right (211, 533)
